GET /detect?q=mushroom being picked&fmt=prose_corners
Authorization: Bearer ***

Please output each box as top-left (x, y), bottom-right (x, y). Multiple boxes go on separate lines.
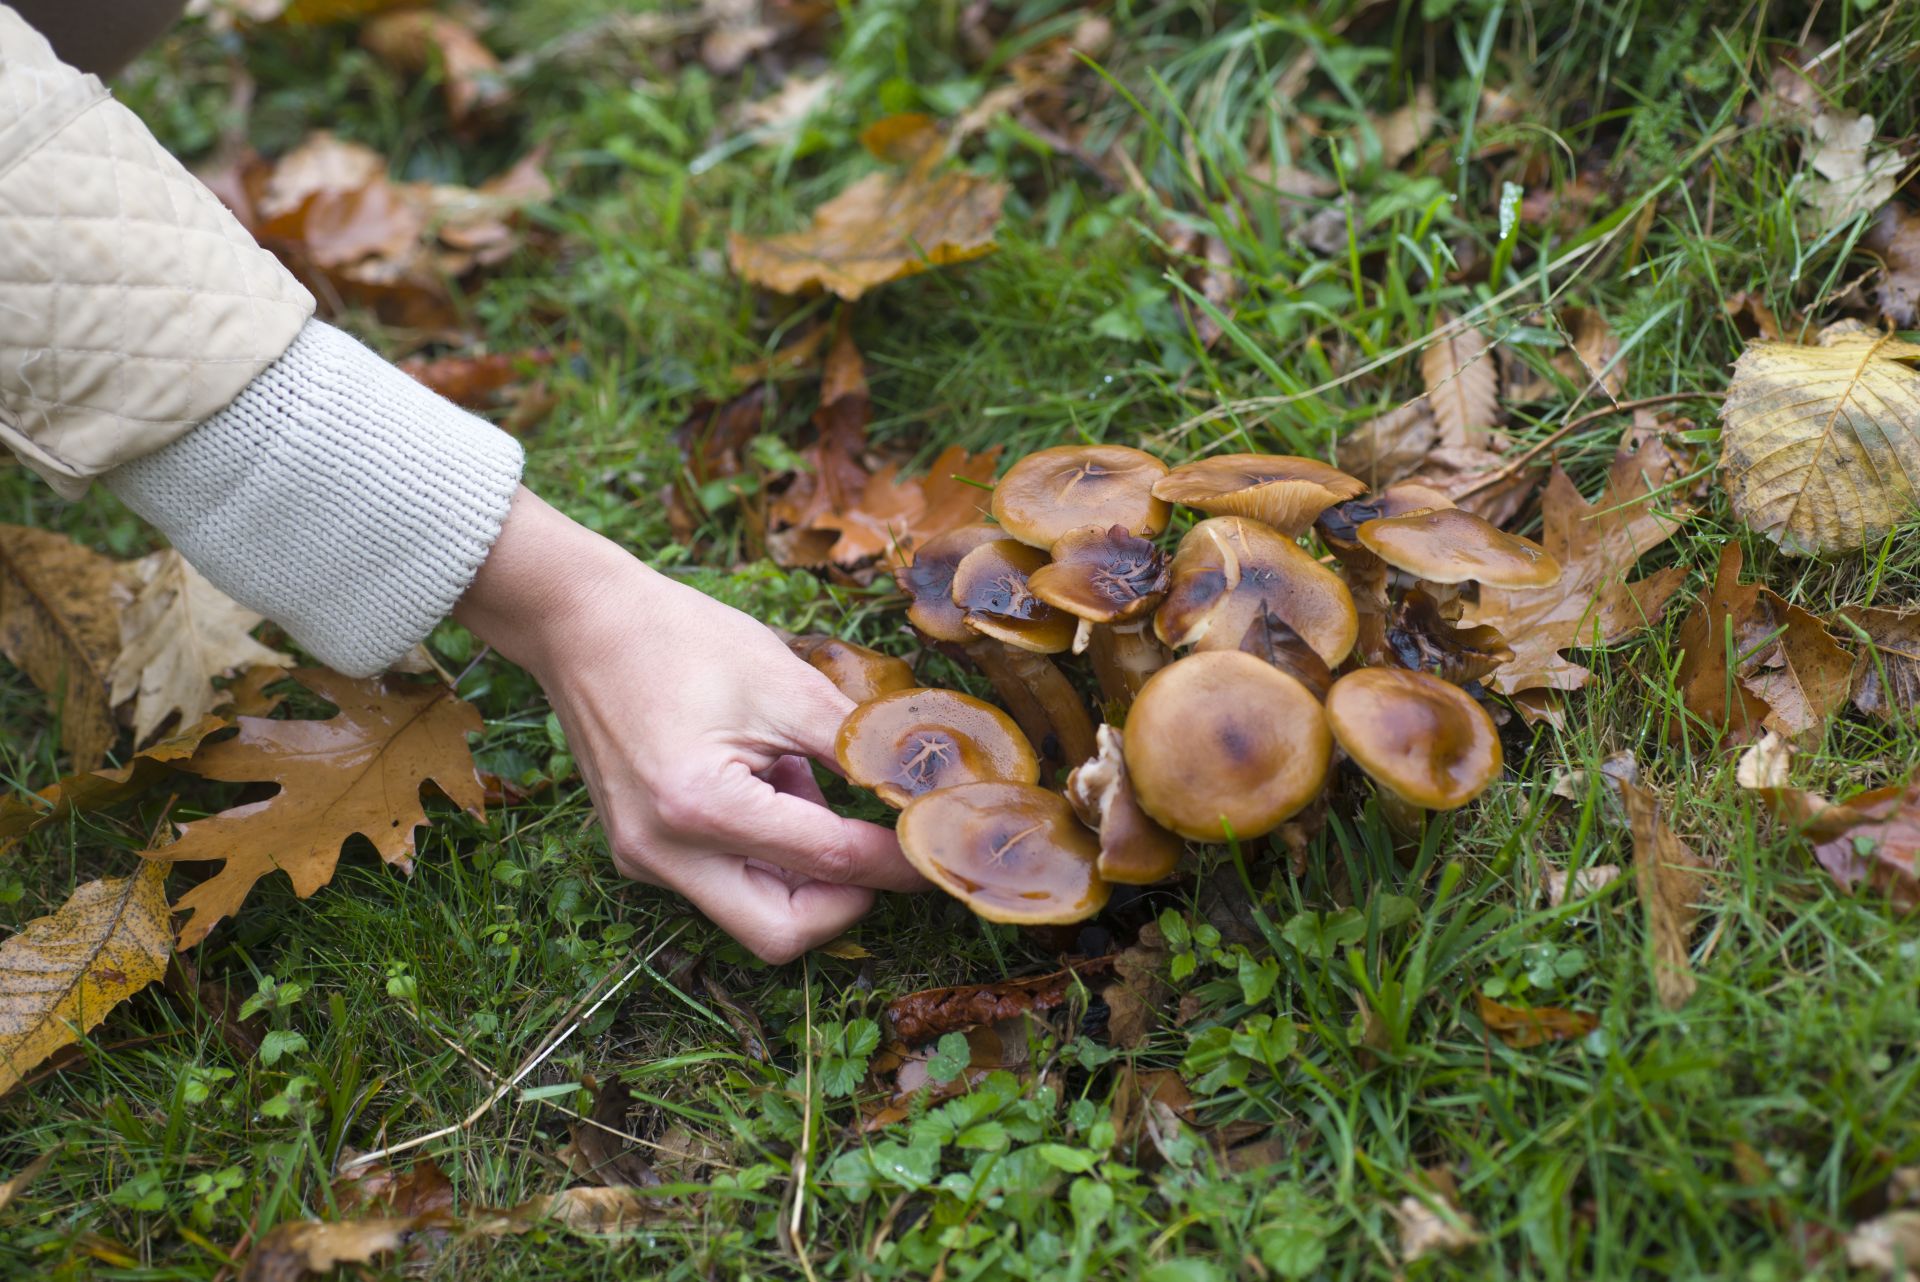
top-left (1028, 523), bottom-right (1172, 704)
top-left (788, 636), bottom-right (916, 703)
top-left (1065, 724), bottom-right (1184, 885)
top-left (990, 444), bottom-right (1171, 550)
top-left (835, 688), bottom-right (1039, 808)
top-left (1152, 453), bottom-right (1367, 536)
top-left (1356, 508), bottom-right (1561, 592)
top-left (899, 523), bottom-right (1005, 644)
top-left (948, 538), bottom-right (1097, 768)
top-left (1155, 516), bottom-right (1358, 666)
top-left (1123, 650), bottom-right (1332, 842)
top-left (1324, 667), bottom-right (1502, 828)
top-left (897, 782), bottom-right (1111, 924)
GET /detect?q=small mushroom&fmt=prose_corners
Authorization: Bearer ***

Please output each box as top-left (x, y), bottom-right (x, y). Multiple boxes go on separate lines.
top-left (1123, 650), bottom-right (1332, 842)
top-left (1316, 481), bottom-right (1456, 551)
top-left (897, 782), bottom-right (1112, 924)
top-left (951, 538), bottom-right (1077, 653)
top-left (1356, 508), bottom-right (1562, 589)
top-left (788, 635), bottom-right (916, 703)
top-left (990, 444), bottom-right (1171, 549)
top-left (835, 688), bottom-right (1039, 808)
top-left (1066, 724), bottom-right (1184, 884)
top-left (1029, 524), bottom-right (1172, 705)
top-left (1155, 516), bottom-right (1358, 666)
top-left (899, 523), bottom-right (1005, 644)
top-left (1152, 453), bottom-right (1367, 536)
top-left (1324, 668), bottom-right (1502, 818)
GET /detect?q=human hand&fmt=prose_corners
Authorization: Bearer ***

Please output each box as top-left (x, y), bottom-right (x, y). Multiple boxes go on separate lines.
top-left (455, 488), bottom-right (924, 961)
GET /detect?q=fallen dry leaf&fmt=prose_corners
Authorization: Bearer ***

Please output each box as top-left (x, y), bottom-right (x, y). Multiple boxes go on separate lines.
top-left (1392, 1194), bottom-right (1481, 1263)
top-left (399, 348), bottom-right (558, 409)
top-left (1419, 316), bottom-right (1499, 447)
top-left (1337, 401), bottom-right (1438, 488)
top-left (0, 863), bottom-right (171, 1095)
top-left (1475, 994), bottom-right (1597, 1048)
top-left (1867, 204), bottom-right (1920, 326)
top-left (108, 551), bottom-right (291, 749)
top-left (727, 152), bottom-right (1006, 300)
top-left (558, 1077), bottom-right (659, 1188)
top-left (809, 444), bottom-right (1001, 568)
top-left (1793, 776), bottom-right (1920, 911)
top-left (1464, 423), bottom-right (1692, 698)
top-left (1672, 543), bottom-right (1850, 744)
top-left (1374, 85), bottom-right (1438, 169)
top-left (1720, 328), bottom-right (1920, 555)
top-left (1543, 863), bottom-right (1621, 907)
top-left (516, 1185), bottom-right (667, 1234)
top-left (1555, 306), bottom-right (1625, 400)
top-left (1838, 606), bottom-right (1920, 722)
top-left (333, 1157), bottom-right (456, 1220)
top-left (0, 715), bottom-right (227, 848)
top-left (147, 670), bottom-right (485, 948)
top-left (360, 9), bottom-right (508, 126)
top-left (1847, 1210), bottom-right (1920, 1281)
top-left (1102, 923), bottom-right (1171, 1050)
top-left (240, 1217), bottom-right (418, 1282)
top-left (1614, 779), bottom-right (1709, 1009)
top-left (1800, 110), bottom-right (1901, 232)
top-left (0, 1149), bottom-right (54, 1212)
top-left (884, 957), bottom-right (1114, 1046)
top-left (0, 526), bottom-right (129, 769)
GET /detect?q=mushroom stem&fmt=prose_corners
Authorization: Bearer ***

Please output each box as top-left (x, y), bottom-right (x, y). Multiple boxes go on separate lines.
top-left (1090, 619), bottom-right (1169, 709)
top-left (965, 640), bottom-right (1098, 771)
top-left (1375, 789), bottom-right (1426, 847)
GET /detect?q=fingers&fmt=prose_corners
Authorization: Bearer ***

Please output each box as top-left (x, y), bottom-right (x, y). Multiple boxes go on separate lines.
top-left (695, 771), bottom-right (926, 892)
top-left (765, 754), bottom-right (828, 807)
top-left (668, 852), bottom-right (876, 964)
top-left (761, 660), bottom-right (857, 766)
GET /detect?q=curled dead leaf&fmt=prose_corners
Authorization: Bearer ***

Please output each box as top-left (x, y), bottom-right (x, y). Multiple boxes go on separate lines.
top-left (1474, 993), bottom-right (1596, 1048)
top-left (1837, 606), bottom-right (1920, 722)
top-left (1614, 779), bottom-right (1709, 1010)
top-left (1419, 316), bottom-right (1499, 447)
top-left (360, 9), bottom-right (509, 127)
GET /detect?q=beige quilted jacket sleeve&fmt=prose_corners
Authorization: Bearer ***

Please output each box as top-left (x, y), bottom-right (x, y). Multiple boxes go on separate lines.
top-left (0, 5), bottom-right (313, 499)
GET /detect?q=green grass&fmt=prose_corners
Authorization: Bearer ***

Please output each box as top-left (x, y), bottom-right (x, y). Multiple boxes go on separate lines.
top-left (7, 0), bottom-right (1920, 1277)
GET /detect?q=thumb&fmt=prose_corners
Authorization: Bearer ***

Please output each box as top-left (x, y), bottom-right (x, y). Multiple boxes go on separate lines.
top-left (762, 659), bottom-right (859, 767)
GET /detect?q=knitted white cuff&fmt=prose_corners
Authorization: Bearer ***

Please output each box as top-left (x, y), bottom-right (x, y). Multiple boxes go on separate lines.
top-left (103, 319), bottom-right (526, 677)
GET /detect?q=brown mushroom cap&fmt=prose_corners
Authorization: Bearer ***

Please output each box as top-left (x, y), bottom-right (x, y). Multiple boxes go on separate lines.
top-left (835, 688), bottom-right (1039, 808)
top-left (1123, 650), bottom-right (1332, 842)
top-left (1152, 454), bottom-right (1367, 536)
top-left (1324, 667), bottom-right (1502, 810)
top-left (1154, 516), bottom-right (1359, 665)
top-left (990, 445), bottom-right (1171, 549)
top-left (897, 782), bottom-right (1111, 924)
top-left (1027, 524), bottom-right (1170, 624)
top-left (900, 523), bottom-right (1004, 643)
top-left (951, 539), bottom-right (1076, 653)
top-left (1317, 482), bottom-right (1456, 549)
top-left (788, 636), bottom-right (916, 704)
top-left (1066, 724), bottom-right (1184, 884)
top-left (1356, 508), bottom-right (1562, 588)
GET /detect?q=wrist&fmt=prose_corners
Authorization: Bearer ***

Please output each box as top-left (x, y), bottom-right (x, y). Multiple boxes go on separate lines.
top-left (454, 488), bottom-right (643, 679)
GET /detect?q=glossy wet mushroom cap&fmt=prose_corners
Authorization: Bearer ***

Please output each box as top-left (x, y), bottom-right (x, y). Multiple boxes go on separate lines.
top-left (900, 523), bottom-right (1004, 643)
top-left (1152, 453), bottom-right (1367, 536)
top-left (835, 687), bottom-right (1039, 808)
top-left (1027, 524), bottom-right (1170, 624)
top-left (1356, 507), bottom-right (1562, 588)
top-left (1324, 667), bottom-right (1502, 810)
top-left (1123, 650), bottom-right (1332, 842)
top-left (1154, 516), bottom-right (1359, 665)
top-left (951, 538), bottom-right (1076, 653)
top-left (1066, 724), bottom-right (1184, 885)
top-left (788, 636), bottom-right (916, 704)
top-left (897, 782), bottom-right (1112, 924)
top-left (990, 444), bottom-right (1171, 549)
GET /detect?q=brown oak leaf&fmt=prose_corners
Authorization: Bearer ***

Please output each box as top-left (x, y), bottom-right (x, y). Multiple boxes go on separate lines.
top-left (0, 715), bottom-right (227, 848)
top-left (146, 670), bottom-right (485, 948)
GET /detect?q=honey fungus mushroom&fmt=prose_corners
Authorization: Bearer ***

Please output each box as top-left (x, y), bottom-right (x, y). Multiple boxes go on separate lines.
top-left (1153, 453), bottom-right (1367, 536)
top-left (899, 523), bottom-right (1006, 645)
top-left (835, 688), bottom-right (1038, 808)
top-left (1356, 507), bottom-right (1562, 589)
top-left (1324, 668), bottom-right (1502, 813)
top-left (1066, 724), bottom-right (1183, 884)
top-left (787, 636), bottom-right (915, 703)
top-left (1123, 650), bottom-right (1332, 842)
top-left (1028, 523), bottom-right (1172, 703)
top-left (1155, 516), bottom-right (1358, 665)
top-left (990, 444), bottom-right (1171, 549)
top-left (897, 782), bottom-right (1112, 924)
top-left (949, 538), bottom-right (1097, 767)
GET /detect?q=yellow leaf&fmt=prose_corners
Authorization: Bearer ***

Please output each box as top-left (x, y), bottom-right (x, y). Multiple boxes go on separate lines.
top-left (0, 863), bottom-right (171, 1095)
top-left (108, 551), bottom-right (291, 749)
top-left (1720, 329), bottom-right (1920, 554)
top-left (815, 936), bottom-right (871, 959)
top-left (241, 1217), bottom-right (417, 1279)
top-left (0, 526), bottom-right (129, 770)
top-left (728, 165), bottom-right (1007, 301)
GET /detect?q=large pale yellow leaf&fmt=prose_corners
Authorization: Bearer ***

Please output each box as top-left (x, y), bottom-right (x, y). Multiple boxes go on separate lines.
top-left (0, 527), bottom-right (128, 769)
top-left (107, 551), bottom-right (291, 749)
top-left (0, 863), bottom-right (171, 1095)
top-left (1720, 330), bottom-right (1920, 554)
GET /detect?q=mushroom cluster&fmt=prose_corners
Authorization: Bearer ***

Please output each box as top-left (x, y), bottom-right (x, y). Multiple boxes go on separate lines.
top-left (806, 442), bottom-right (1563, 925)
